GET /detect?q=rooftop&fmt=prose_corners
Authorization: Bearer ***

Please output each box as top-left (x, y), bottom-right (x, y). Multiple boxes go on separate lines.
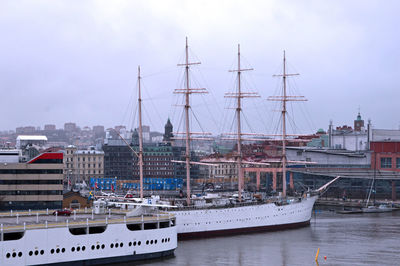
top-left (286, 146), bottom-right (368, 157)
top-left (16, 135), bottom-right (48, 141)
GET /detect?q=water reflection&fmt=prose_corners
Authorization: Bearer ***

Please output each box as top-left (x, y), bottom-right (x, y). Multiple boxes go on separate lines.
top-left (116, 210), bottom-right (400, 266)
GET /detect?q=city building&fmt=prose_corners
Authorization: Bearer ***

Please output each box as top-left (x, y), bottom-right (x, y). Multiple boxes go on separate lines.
top-left (64, 122), bottom-right (77, 132)
top-left (0, 152), bottom-right (64, 210)
top-left (328, 113), bottom-right (371, 151)
top-left (93, 125), bottom-right (105, 139)
top-left (64, 145), bottom-right (104, 183)
top-left (16, 135), bottom-right (48, 149)
top-left (16, 126), bottom-right (36, 135)
top-left (130, 143), bottom-right (199, 181)
top-left (103, 139), bottom-right (134, 180)
top-left (0, 149), bottom-right (21, 163)
top-left (370, 141), bottom-right (400, 171)
top-left (44, 124), bottom-right (56, 131)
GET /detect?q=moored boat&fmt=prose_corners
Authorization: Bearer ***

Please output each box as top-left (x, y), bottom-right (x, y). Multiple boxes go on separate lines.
top-left (0, 206), bottom-right (177, 265)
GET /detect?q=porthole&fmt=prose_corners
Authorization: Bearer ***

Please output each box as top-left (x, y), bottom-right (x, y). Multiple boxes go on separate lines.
top-left (138, 241), bottom-right (141, 246)
top-left (18, 252), bottom-right (23, 257)
top-left (162, 239), bottom-right (164, 243)
top-left (155, 240), bottom-right (157, 244)
top-left (56, 248), bottom-right (60, 254)
top-left (91, 245), bottom-right (95, 250)
top-left (6, 253), bottom-right (10, 258)
top-left (133, 241), bottom-right (137, 246)
top-left (12, 252), bottom-right (16, 257)
top-left (71, 247), bottom-right (75, 252)
top-left (128, 242), bottom-right (132, 246)
top-left (29, 251), bottom-right (33, 256)
top-left (101, 244), bottom-right (105, 249)
top-left (61, 248), bottom-right (65, 253)
top-left (115, 243), bottom-right (119, 248)
top-left (146, 240), bottom-right (149, 245)
top-left (51, 249), bottom-right (55, 254)
top-left (150, 240), bottom-right (153, 244)
top-left (77, 246), bottom-right (81, 252)
top-left (168, 237), bottom-right (170, 242)
top-left (82, 246), bottom-right (86, 251)
top-left (35, 250), bottom-right (39, 255)
top-left (110, 243), bottom-right (114, 248)
top-left (96, 245), bottom-right (100, 250)
top-left (40, 250), bottom-right (44, 255)
top-left (120, 242), bottom-right (123, 247)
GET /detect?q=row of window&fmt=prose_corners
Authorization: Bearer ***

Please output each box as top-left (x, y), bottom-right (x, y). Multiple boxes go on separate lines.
top-left (0, 180), bottom-right (62, 185)
top-left (380, 157), bottom-right (400, 168)
top-left (0, 169), bottom-right (62, 174)
top-left (66, 163), bottom-right (102, 168)
top-left (5, 238), bottom-right (172, 259)
top-left (0, 190), bottom-right (62, 195)
top-left (66, 156), bottom-right (102, 162)
top-left (6, 251), bottom-right (23, 258)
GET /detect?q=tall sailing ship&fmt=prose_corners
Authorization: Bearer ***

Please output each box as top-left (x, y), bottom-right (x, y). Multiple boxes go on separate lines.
top-left (167, 39), bottom-right (334, 240)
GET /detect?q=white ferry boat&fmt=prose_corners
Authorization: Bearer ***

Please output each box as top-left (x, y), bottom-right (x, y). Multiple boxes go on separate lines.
top-left (0, 207), bottom-right (177, 265)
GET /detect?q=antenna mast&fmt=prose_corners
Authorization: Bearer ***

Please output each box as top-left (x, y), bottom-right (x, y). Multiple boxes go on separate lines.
top-left (175, 37), bottom-right (208, 205)
top-left (138, 66), bottom-right (144, 200)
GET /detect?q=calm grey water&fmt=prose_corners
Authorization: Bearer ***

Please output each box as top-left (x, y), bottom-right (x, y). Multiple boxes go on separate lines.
top-left (124, 210), bottom-right (400, 266)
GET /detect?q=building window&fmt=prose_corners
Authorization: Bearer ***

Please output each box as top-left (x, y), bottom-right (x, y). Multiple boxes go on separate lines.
top-left (396, 158), bottom-right (400, 168)
top-left (381, 157), bottom-right (392, 168)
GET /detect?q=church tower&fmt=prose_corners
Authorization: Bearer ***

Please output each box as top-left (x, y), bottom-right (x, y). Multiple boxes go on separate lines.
top-left (354, 111), bottom-right (364, 132)
top-left (163, 118), bottom-right (174, 142)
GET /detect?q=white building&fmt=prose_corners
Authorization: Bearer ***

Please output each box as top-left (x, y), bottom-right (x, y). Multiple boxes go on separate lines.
top-left (0, 149), bottom-right (21, 163)
top-left (16, 135), bottom-right (47, 149)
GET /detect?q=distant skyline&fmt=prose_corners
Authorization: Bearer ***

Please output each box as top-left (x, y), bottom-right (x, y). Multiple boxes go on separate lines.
top-left (1, 1), bottom-right (400, 134)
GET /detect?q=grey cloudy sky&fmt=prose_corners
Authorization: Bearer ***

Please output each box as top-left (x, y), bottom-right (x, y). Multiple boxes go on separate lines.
top-left (1, 0), bottom-right (399, 135)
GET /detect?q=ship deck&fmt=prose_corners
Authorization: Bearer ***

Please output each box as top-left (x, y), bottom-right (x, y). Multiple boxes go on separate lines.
top-left (0, 209), bottom-right (174, 233)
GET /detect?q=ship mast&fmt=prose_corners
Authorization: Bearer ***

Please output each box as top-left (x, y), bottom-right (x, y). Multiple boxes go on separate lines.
top-left (236, 45), bottom-right (243, 202)
top-left (138, 66), bottom-right (144, 200)
top-left (282, 51), bottom-right (288, 197)
top-left (175, 37), bottom-right (208, 205)
top-left (269, 51), bottom-right (304, 197)
top-left (184, 38), bottom-right (191, 206)
top-left (225, 44), bottom-right (259, 201)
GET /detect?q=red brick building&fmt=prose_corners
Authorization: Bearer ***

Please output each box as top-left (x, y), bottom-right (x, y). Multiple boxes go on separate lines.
top-left (370, 141), bottom-right (400, 171)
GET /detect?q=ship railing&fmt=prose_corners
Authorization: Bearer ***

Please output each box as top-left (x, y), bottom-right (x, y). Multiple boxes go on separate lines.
top-left (0, 212), bottom-right (175, 233)
top-left (173, 197), bottom-right (304, 210)
top-left (0, 207), bottom-right (132, 218)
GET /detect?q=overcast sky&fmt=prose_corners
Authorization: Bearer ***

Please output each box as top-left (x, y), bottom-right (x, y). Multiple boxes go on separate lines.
top-left (1, 0), bottom-right (399, 135)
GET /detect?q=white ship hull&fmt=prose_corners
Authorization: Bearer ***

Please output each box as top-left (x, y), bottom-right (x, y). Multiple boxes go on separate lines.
top-left (173, 195), bottom-right (317, 240)
top-left (1, 217), bottom-right (177, 265)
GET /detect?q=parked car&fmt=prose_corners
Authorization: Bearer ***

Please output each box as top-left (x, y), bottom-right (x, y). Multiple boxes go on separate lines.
top-left (52, 209), bottom-right (71, 216)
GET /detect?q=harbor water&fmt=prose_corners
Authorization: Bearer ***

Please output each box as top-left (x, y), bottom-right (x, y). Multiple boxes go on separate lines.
top-left (128, 209), bottom-right (400, 266)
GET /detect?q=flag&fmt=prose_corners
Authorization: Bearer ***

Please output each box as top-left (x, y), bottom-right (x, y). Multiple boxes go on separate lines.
top-left (111, 184), bottom-right (114, 192)
top-left (95, 182), bottom-right (98, 189)
top-left (88, 191), bottom-right (93, 200)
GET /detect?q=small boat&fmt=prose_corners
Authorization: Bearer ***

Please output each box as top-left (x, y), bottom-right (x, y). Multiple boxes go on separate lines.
top-left (362, 204), bottom-right (397, 213)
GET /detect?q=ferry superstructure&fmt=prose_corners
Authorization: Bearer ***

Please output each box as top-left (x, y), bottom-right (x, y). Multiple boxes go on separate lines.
top-left (0, 208), bottom-right (177, 265)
